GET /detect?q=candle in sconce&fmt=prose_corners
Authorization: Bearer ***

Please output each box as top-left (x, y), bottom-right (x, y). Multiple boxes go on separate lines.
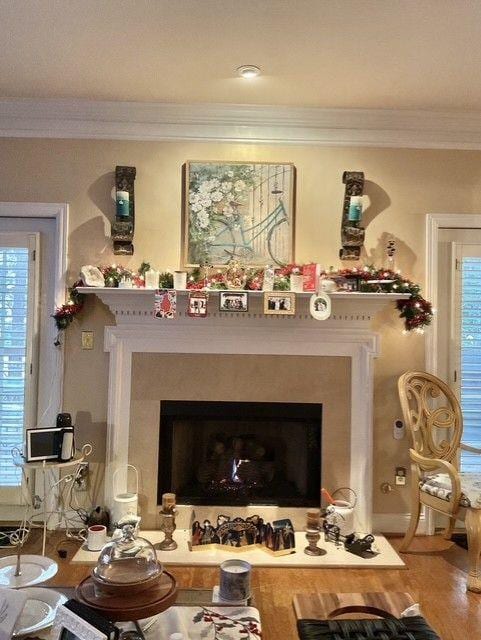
top-left (116, 190), bottom-right (130, 218)
top-left (306, 508), bottom-right (320, 530)
top-left (162, 492), bottom-right (176, 513)
top-left (348, 195), bottom-right (363, 224)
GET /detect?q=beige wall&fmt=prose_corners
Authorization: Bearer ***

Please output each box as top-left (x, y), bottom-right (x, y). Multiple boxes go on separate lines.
top-left (1, 138), bottom-right (480, 515)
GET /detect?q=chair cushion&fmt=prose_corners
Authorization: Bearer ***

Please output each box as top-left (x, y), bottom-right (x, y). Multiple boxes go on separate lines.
top-left (419, 472), bottom-right (481, 508)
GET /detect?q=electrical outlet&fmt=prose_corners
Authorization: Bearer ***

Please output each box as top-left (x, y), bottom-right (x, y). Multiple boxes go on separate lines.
top-left (395, 466), bottom-right (407, 486)
top-left (81, 331), bottom-right (94, 350)
top-left (75, 462), bottom-right (89, 491)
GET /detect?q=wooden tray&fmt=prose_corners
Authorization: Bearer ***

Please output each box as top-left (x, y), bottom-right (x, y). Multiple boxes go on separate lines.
top-left (76, 570), bottom-right (177, 621)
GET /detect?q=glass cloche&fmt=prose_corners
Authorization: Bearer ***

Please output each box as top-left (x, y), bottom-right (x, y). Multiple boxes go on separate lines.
top-left (94, 525), bottom-right (162, 587)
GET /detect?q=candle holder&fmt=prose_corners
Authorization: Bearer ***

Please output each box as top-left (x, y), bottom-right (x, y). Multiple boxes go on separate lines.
top-left (304, 527), bottom-right (326, 556)
top-left (158, 510), bottom-right (177, 551)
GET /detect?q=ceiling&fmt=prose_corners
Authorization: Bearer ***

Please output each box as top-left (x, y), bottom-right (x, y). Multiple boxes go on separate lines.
top-left (1, 0), bottom-right (481, 111)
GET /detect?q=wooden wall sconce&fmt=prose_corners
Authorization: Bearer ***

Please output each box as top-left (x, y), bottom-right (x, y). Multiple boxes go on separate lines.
top-left (339, 170), bottom-right (365, 261)
top-left (112, 165), bottom-right (136, 255)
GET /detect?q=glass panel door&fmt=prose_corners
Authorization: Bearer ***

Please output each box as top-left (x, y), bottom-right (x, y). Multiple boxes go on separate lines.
top-left (453, 243), bottom-right (481, 472)
top-left (0, 233), bottom-right (38, 504)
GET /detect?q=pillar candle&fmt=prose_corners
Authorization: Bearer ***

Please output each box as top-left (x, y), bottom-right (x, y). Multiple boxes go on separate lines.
top-left (116, 190), bottom-right (130, 218)
top-left (145, 269), bottom-right (159, 289)
top-left (348, 195), bottom-right (362, 223)
top-left (306, 508), bottom-right (320, 530)
top-left (162, 492), bottom-right (176, 512)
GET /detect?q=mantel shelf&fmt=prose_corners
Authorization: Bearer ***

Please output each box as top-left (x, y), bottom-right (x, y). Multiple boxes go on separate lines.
top-left (77, 287), bottom-right (409, 300)
top-left (76, 287), bottom-right (409, 329)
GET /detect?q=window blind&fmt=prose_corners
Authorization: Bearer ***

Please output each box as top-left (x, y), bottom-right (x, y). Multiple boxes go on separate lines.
top-left (0, 247), bottom-right (29, 487)
top-left (461, 257), bottom-right (481, 473)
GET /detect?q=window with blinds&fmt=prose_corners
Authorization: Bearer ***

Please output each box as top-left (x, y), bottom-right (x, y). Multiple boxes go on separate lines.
top-left (0, 246), bottom-right (30, 487)
top-left (460, 257), bottom-right (481, 472)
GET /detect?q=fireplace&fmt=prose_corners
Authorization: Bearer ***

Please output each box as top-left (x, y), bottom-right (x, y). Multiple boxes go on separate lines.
top-left (77, 287), bottom-right (403, 531)
top-left (157, 400), bottom-right (322, 507)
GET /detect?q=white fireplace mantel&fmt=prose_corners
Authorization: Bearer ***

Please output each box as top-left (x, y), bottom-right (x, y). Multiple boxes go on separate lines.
top-left (78, 287), bottom-right (409, 532)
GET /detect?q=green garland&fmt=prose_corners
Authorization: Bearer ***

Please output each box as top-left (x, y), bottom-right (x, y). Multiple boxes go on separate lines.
top-left (55, 262), bottom-right (433, 334)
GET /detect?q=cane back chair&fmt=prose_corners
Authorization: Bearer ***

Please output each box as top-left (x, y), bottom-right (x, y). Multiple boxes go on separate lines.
top-left (398, 371), bottom-right (481, 592)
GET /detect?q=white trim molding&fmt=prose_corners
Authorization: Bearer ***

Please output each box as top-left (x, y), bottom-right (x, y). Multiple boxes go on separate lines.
top-left (425, 213), bottom-right (481, 377)
top-left (3, 99), bottom-right (481, 149)
top-left (0, 203), bottom-right (68, 424)
top-left (425, 212), bottom-right (481, 535)
top-left (79, 288), bottom-right (407, 533)
top-left (0, 203), bottom-right (68, 521)
top-left (373, 511), bottom-right (428, 535)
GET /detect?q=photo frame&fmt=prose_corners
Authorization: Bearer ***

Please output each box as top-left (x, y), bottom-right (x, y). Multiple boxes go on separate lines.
top-left (52, 600), bottom-right (120, 640)
top-left (219, 291), bottom-right (249, 313)
top-left (182, 161), bottom-right (296, 267)
top-left (154, 289), bottom-right (177, 319)
top-left (26, 427), bottom-right (63, 462)
top-left (188, 291), bottom-right (208, 318)
top-left (263, 292), bottom-right (296, 315)
top-left (309, 293), bottom-right (331, 321)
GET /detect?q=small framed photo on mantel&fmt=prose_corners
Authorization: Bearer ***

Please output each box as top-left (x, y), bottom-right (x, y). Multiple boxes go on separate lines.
top-left (188, 291), bottom-right (208, 318)
top-left (264, 292), bottom-right (296, 315)
top-left (219, 291), bottom-right (249, 312)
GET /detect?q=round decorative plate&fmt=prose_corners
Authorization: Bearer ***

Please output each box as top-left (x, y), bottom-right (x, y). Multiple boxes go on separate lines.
top-left (0, 555), bottom-right (58, 588)
top-left (13, 588), bottom-right (67, 637)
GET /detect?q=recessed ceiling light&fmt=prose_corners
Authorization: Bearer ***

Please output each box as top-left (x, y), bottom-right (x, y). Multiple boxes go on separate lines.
top-left (237, 65), bottom-right (261, 79)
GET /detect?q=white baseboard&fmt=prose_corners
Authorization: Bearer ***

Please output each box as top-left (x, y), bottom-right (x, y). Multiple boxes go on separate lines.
top-left (373, 512), bottom-right (428, 535)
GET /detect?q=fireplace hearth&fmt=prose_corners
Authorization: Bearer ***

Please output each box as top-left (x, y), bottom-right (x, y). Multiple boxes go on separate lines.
top-left (157, 401), bottom-right (322, 507)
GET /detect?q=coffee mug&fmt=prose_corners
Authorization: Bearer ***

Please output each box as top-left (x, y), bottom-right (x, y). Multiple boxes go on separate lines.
top-left (87, 524), bottom-right (107, 551)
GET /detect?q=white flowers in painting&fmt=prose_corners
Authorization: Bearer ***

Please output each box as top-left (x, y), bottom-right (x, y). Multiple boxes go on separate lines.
top-left (189, 172), bottom-right (251, 232)
top-left (188, 164), bottom-right (256, 265)
top-left (211, 190), bottom-right (223, 203)
top-left (196, 210), bottom-right (210, 229)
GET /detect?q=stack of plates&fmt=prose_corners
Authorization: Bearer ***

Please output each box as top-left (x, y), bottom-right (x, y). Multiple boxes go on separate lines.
top-left (0, 554), bottom-right (65, 636)
top-left (12, 588), bottom-right (67, 638)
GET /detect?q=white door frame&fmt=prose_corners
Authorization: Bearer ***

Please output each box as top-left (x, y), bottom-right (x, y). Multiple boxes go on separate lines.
top-left (425, 213), bottom-right (481, 533)
top-left (0, 203), bottom-right (68, 519)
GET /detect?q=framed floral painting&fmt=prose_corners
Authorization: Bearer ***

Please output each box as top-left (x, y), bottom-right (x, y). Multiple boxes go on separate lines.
top-left (182, 161), bottom-right (296, 267)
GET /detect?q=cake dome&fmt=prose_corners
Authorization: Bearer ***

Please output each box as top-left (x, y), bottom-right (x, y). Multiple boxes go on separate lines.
top-left (93, 525), bottom-right (161, 588)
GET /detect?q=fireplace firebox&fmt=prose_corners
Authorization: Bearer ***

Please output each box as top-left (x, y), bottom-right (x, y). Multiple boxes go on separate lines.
top-left (157, 401), bottom-right (322, 507)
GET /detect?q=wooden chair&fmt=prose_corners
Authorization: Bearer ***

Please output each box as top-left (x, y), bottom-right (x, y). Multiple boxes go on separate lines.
top-left (398, 371), bottom-right (481, 592)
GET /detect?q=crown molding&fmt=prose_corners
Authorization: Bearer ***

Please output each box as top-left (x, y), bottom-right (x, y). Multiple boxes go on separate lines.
top-left (1, 98), bottom-right (481, 148)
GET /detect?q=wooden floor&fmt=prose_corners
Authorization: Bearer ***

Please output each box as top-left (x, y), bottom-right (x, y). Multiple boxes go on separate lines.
top-left (3, 532), bottom-right (481, 640)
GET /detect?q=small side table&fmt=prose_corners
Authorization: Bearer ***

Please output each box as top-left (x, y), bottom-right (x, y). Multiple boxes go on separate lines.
top-left (13, 444), bottom-right (92, 555)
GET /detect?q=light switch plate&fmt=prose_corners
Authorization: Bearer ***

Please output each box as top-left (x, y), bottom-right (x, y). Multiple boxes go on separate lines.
top-left (81, 331), bottom-right (94, 350)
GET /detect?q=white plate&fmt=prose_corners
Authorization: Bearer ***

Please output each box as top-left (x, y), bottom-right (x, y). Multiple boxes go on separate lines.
top-left (0, 555), bottom-right (58, 588)
top-left (13, 587), bottom-right (67, 637)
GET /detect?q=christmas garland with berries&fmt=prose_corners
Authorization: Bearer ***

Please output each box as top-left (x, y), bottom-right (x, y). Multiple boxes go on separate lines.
top-left (53, 263), bottom-right (432, 333)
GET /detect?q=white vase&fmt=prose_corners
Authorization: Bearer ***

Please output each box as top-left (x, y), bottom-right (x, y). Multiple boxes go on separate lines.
top-left (290, 274), bottom-right (304, 293)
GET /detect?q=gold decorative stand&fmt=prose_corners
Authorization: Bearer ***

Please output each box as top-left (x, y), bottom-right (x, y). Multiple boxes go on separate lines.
top-left (304, 528), bottom-right (326, 556)
top-left (158, 511), bottom-right (178, 551)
